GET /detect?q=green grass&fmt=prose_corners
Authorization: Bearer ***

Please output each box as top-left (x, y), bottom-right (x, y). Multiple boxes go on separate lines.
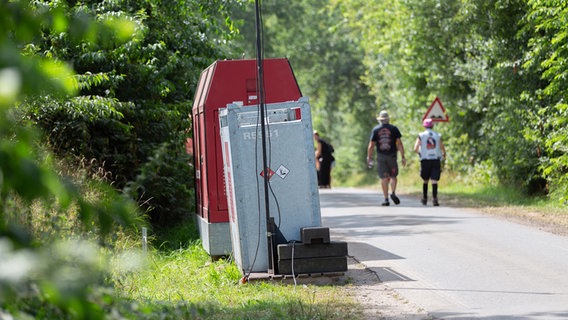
top-left (111, 236), bottom-right (363, 320)
top-left (107, 220), bottom-right (362, 319)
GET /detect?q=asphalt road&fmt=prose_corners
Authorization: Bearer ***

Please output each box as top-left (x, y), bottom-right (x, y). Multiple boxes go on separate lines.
top-left (319, 187), bottom-right (568, 320)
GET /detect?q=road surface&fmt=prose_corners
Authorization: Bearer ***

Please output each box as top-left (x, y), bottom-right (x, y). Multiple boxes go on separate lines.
top-left (319, 188), bottom-right (568, 320)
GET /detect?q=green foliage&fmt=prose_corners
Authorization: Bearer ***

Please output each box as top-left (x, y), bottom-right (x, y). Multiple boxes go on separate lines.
top-left (152, 219), bottom-right (200, 251)
top-left (1, 1), bottom-right (147, 318)
top-left (521, 0), bottom-right (568, 202)
top-left (2, 1), bottom-right (241, 313)
top-left (19, 0), bottom-right (243, 228)
top-left (124, 138), bottom-right (194, 227)
top-left (323, 0), bottom-right (567, 197)
top-left (24, 96), bottom-right (136, 183)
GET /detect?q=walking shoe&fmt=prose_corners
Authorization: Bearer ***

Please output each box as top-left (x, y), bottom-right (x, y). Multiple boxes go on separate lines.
top-left (390, 193), bottom-right (400, 205)
top-left (421, 198), bottom-right (427, 206)
top-left (433, 199), bottom-right (439, 206)
top-left (381, 200), bottom-right (390, 206)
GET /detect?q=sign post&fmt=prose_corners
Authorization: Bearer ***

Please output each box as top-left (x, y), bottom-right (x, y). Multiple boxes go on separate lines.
top-left (423, 96), bottom-right (449, 122)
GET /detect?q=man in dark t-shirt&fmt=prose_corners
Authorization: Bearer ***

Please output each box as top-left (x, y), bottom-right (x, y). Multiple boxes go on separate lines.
top-left (367, 110), bottom-right (406, 206)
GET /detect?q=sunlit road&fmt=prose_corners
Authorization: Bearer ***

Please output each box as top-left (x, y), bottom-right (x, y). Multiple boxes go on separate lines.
top-left (319, 188), bottom-right (568, 320)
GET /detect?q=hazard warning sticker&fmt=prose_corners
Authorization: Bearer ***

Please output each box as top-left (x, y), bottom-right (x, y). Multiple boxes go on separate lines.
top-left (275, 165), bottom-right (290, 179)
top-left (260, 167), bottom-right (275, 180)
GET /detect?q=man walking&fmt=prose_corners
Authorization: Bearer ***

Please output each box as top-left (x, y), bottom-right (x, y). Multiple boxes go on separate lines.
top-left (413, 118), bottom-right (446, 206)
top-left (367, 110), bottom-right (406, 206)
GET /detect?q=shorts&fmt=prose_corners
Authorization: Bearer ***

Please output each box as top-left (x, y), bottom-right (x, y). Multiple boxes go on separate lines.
top-left (377, 153), bottom-right (398, 179)
top-left (420, 159), bottom-right (441, 181)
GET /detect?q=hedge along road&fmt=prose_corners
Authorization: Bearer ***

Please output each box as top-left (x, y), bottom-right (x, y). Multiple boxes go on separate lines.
top-left (318, 188), bottom-right (568, 320)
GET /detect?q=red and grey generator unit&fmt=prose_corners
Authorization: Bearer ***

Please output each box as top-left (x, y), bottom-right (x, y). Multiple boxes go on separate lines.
top-left (191, 58), bottom-right (302, 256)
top-left (192, 58), bottom-right (347, 275)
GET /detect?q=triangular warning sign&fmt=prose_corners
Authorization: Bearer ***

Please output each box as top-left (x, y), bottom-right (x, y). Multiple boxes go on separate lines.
top-left (423, 96), bottom-right (449, 122)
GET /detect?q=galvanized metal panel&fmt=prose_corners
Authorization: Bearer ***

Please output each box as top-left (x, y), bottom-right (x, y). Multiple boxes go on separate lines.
top-left (220, 98), bottom-right (321, 273)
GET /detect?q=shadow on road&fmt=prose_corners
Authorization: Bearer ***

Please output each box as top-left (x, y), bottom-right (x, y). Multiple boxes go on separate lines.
top-left (322, 210), bottom-right (465, 238)
top-left (318, 188), bottom-right (468, 238)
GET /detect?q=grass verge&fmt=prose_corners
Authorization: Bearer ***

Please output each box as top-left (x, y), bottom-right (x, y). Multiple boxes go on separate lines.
top-left (110, 223), bottom-right (363, 320)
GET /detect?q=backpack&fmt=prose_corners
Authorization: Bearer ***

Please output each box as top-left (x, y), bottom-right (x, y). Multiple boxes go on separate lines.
top-left (321, 140), bottom-right (334, 160)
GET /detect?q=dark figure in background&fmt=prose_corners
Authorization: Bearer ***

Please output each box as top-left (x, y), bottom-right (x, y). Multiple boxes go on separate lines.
top-left (314, 131), bottom-right (335, 188)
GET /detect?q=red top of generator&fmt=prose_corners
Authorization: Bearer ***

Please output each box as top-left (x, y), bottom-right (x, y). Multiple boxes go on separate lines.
top-left (192, 58), bottom-right (302, 223)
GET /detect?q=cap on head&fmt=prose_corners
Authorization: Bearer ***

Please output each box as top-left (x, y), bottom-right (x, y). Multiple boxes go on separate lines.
top-left (376, 110), bottom-right (390, 122)
top-left (423, 118), bottom-right (434, 128)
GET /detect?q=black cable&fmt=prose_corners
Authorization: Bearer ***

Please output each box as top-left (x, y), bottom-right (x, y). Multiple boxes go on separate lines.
top-left (242, 0), bottom-right (268, 280)
top-left (243, 0), bottom-right (287, 278)
top-left (268, 182), bottom-right (282, 229)
top-left (254, 0), bottom-right (276, 275)
top-left (257, 0), bottom-right (285, 239)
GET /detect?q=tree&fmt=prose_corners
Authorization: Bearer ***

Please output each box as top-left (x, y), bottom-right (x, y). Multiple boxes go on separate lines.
top-left (335, 0), bottom-right (550, 193)
top-left (522, 0), bottom-right (568, 201)
top-left (1, 1), bottom-right (140, 317)
top-left (22, 0), bottom-right (244, 226)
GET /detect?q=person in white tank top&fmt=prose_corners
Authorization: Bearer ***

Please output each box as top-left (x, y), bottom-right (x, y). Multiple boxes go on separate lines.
top-left (413, 118), bottom-right (446, 206)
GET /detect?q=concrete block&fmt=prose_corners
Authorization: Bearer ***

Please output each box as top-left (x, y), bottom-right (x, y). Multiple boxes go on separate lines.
top-left (278, 256), bottom-right (347, 275)
top-left (277, 241), bottom-right (348, 260)
top-left (301, 227), bottom-right (330, 244)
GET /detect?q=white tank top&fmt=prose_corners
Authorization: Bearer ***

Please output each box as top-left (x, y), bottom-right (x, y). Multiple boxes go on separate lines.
top-left (418, 129), bottom-right (442, 160)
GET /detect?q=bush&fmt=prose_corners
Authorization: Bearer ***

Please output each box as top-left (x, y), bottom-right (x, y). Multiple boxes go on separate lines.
top-left (124, 139), bottom-right (195, 228)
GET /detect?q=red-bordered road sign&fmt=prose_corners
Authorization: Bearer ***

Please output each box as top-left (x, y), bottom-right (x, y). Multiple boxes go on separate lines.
top-left (423, 96), bottom-right (449, 122)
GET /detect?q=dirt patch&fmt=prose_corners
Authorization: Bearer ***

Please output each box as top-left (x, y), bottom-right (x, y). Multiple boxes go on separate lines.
top-left (341, 257), bottom-right (431, 320)
top-left (441, 195), bottom-right (568, 237)
top-left (256, 257), bottom-right (432, 319)
top-left (476, 206), bottom-right (568, 237)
